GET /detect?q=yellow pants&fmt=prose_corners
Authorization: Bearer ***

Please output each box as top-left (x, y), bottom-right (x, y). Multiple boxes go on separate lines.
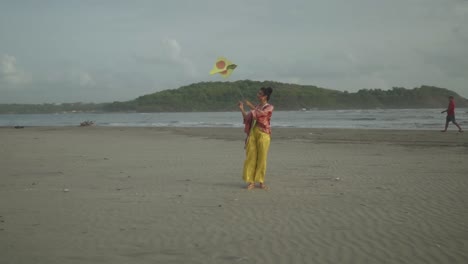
top-left (243, 125), bottom-right (271, 183)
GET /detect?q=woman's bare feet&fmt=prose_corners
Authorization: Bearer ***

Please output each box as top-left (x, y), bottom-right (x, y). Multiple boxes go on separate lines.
top-left (259, 183), bottom-right (269, 190)
top-left (246, 183), bottom-right (255, 190)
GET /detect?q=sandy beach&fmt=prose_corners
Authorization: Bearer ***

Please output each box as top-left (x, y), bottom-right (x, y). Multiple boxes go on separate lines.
top-left (1, 126), bottom-right (467, 264)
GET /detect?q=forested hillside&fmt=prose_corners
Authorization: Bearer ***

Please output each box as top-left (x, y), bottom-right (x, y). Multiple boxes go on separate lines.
top-left (1, 80), bottom-right (467, 113)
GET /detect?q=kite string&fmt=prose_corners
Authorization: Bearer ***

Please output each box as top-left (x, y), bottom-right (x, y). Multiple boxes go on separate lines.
top-left (237, 87), bottom-right (244, 100)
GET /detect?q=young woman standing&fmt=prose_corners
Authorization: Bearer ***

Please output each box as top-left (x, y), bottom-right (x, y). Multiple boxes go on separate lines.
top-left (238, 87), bottom-right (274, 190)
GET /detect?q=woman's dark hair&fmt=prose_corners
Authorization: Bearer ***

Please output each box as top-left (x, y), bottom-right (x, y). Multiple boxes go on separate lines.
top-left (260, 86), bottom-right (273, 101)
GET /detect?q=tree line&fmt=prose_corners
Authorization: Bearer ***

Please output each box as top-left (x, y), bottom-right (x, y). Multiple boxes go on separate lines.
top-left (1, 80), bottom-right (467, 114)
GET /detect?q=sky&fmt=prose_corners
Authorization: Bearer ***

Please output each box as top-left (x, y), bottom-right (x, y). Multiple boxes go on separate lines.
top-left (1, 0), bottom-right (467, 104)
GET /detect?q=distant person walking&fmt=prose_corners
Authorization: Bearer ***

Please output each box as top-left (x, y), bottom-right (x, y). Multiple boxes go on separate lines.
top-left (238, 87), bottom-right (274, 190)
top-left (441, 96), bottom-right (463, 132)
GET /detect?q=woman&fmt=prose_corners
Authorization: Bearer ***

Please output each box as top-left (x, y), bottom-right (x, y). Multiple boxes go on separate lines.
top-left (238, 87), bottom-right (274, 190)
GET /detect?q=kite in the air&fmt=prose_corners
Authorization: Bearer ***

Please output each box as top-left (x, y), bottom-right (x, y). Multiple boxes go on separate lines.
top-left (209, 57), bottom-right (237, 78)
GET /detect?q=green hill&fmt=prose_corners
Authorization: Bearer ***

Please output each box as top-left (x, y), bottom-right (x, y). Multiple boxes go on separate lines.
top-left (104, 80), bottom-right (468, 112)
top-left (1, 80), bottom-right (467, 113)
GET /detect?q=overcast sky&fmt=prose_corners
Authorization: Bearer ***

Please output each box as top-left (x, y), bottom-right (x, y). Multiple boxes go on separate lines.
top-left (1, 0), bottom-right (467, 103)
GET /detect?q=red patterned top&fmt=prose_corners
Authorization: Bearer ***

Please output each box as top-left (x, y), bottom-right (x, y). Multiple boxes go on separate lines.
top-left (243, 103), bottom-right (274, 136)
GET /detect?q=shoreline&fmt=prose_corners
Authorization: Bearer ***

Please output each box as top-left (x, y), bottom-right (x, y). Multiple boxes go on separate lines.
top-left (2, 125), bottom-right (466, 146)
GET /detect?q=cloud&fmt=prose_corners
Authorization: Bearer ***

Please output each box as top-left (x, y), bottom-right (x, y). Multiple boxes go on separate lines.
top-left (134, 38), bottom-right (198, 78)
top-left (78, 72), bottom-right (97, 87)
top-left (43, 68), bottom-right (97, 88)
top-left (0, 54), bottom-right (31, 86)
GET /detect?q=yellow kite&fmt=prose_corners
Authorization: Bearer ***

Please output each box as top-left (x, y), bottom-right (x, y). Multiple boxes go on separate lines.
top-left (209, 57), bottom-right (237, 78)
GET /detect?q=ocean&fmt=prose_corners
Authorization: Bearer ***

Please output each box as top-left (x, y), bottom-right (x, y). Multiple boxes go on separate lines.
top-left (1, 108), bottom-right (467, 130)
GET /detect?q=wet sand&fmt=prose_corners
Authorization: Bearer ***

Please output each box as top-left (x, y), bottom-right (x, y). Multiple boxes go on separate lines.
top-left (1, 126), bottom-right (467, 264)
